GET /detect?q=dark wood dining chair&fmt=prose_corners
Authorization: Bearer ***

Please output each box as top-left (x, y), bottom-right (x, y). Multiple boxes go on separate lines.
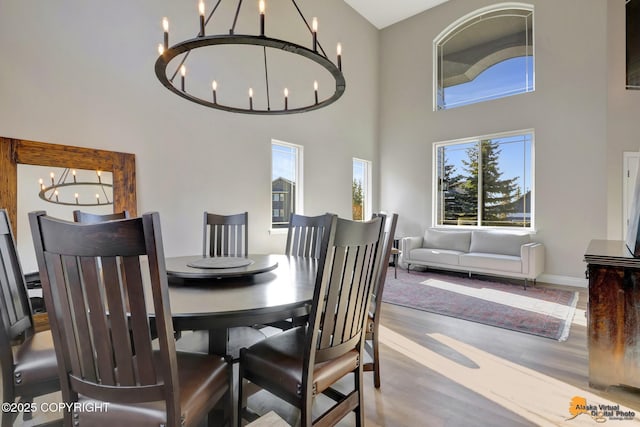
top-left (285, 213), bottom-right (334, 259)
top-left (364, 212), bottom-right (398, 388)
top-left (203, 211), bottom-right (248, 257)
top-left (0, 209), bottom-right (60, 427)
top-left (72, 209), bottom-right (130, 223)
top-left (238, 215), bottom-right (386, 427)
top-left (265, 213), bottom-right (335, 332)
top-left (29, 211), bottom-right (232, 427)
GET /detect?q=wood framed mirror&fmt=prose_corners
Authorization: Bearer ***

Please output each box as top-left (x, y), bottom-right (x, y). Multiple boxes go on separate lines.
top-left (0, 137), bottom-right (136, 235)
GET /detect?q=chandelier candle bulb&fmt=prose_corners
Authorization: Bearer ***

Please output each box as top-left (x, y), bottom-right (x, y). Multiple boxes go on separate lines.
top-left (337, 43), bottom-right (342, 70)
top-left (284, 88), bottom-right (289, 110)
top-left (162, 17), bottom-right (169, 50)
top-left (314, 80), bottom-right (319, 104)
top-left (198, 1), bottom-right (205, 36)
top-left (50, 172), bottom-right (55, 186)
top-left (96, 170), bottom-right (102, 183)
top-left (212, 80), bottom-right (218, 103)
top-left (75, 193), bottom-right (79, 204)
top-left (96, 194), bottom-right (100, 204)
top-left (54, 190), bottom-right (59, 203)
top-left (72, 169), bottom-right (77, 183)
top-left (249, 88), bottom-right (254, 110)
top-left (259, 0), bottom-right (265, 36)
top-left (312, 17), bottom-right (318, 51)
top-left (180, 65), bottom-right (186, 91)
top-left (158, 44), bottom-right (164, 55)
top-left (39, 178), bottom-right (44, 191)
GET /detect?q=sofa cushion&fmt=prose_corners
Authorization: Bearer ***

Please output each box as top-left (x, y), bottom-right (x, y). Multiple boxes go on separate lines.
top-left (409, 248), bottom-right (462, 266)
top-left (469, 231), bottom-right (530, 257)
top-left (423, 229), bottom-right (471, 253)
top-left (459, 253), bottom-right (522, 273)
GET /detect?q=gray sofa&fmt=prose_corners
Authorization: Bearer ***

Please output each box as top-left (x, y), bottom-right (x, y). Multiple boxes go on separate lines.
top-left (401, 228), bottom-right (544, 288)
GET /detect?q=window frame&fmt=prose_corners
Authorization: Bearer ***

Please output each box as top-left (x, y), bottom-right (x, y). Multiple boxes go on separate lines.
top-left (270, 139), bottom-right (303, 231)
top-left (432, 2), bottom-right (535, 111)
top-left (431, 129), bottom-right (535, 231)
top-left (352, 157), bottom-right (372, 221)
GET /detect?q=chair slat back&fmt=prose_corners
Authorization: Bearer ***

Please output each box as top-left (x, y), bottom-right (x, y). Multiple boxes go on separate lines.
top-left (29, 212), bottom-right (180, 420)
top-left (369, 213), bottom-right (398, 315)
top-left (73, 210), bottom-right (130, 224)
top-left (0, 209), bottom-right (33, 355)
top-left (203, 212), bottom-right (248, 257)
top-left (285, 213), bottom-right (333, 259)
top-left (308, 215), bottom-right (385, 363)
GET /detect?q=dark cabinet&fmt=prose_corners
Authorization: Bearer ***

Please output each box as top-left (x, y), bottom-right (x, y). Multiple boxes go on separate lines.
top-left (585, 240), bottom-right (640, 390)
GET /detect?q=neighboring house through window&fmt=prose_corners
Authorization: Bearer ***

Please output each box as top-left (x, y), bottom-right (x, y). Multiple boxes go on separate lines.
top-left (434, 130), bottom-right (533, 229)
top-left (352, 158), bottom-right (371, 221)
top-left (272, 140), bottom-right (302, 229)
top-left (434, 3), bottom-right (534, 110)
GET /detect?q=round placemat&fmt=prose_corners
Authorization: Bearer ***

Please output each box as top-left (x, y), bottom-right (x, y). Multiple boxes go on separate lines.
top-left (187, 257), bottom-right (255, 269)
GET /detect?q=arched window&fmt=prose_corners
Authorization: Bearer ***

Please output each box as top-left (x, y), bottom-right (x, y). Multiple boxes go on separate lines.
top-left (434, 3), bottom-right (534, 110)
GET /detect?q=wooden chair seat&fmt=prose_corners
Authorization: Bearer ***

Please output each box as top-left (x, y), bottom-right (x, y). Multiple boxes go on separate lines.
top-left (74, 351), bottom-right (228, 427)
top-left (241, 326), bottom-right (360, 405)
top-left (12, 329), bottom-right (58, 391)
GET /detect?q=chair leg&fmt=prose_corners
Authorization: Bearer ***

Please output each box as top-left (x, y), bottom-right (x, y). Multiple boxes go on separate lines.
top-left (2, 409), bottom-right (16, 427)
top-left (354, 369), bottom-right (364, 427)
top-left (372, 331), bottom-right (381, 388)
top-left (237, 366), bottom-right (246, 427)
top-left (20, 397), bottom-right (34, 421)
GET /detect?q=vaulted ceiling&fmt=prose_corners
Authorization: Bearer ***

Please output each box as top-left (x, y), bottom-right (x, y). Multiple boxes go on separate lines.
top-left (343, 0), bottom-right (450, 29)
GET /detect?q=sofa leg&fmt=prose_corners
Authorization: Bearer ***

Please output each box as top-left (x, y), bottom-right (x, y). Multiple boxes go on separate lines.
top-left (523, 279), bottom-right (528, 290)
top-left (407, 263), bottom-right (410, 273)
top-left (468, 271), bottom-right (472, 279)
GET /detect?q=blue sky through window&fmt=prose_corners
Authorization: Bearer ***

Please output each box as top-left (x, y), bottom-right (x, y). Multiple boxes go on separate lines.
top-left (272, 144), bottom-right (296, 182)
top-left (443, 56), bottom-right (533, 109)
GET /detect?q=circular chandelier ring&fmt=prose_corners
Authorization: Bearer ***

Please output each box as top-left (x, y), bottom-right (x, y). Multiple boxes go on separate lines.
top-left (155, 34), bottom-right (346, 115)
top-left (38, 182), bottom-right (113, 207)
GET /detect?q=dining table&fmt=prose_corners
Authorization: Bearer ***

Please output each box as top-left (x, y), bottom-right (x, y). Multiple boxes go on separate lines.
top-left (158, 254), bottom-right (318, 355)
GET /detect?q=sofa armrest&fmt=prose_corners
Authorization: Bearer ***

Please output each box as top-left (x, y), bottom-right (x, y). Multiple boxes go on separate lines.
top-left (401, 236), bottom-right (423, 256)
top-left (521, 242), bottom-right (545, 278)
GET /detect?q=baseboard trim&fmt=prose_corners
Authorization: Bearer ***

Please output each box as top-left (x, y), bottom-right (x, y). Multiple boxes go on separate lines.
top-left (538, 273), bottom-right (587, 288)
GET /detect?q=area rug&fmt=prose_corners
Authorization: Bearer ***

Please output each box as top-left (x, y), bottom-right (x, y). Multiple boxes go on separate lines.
top-left (381, 268), bottom-right (579, 341)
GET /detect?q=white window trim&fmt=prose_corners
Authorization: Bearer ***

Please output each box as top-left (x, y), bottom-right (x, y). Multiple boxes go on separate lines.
top-left (431, 128), bottom-right (535, 232)
top-left (353, 157), bottom-right (373, 221)
top-left (432, 2), bottom-right (535, 112)
top-left (270, 139), bottom-right (303, 234)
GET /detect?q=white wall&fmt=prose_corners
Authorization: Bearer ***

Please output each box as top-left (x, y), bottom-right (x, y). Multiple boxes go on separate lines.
top-left (378, 0), bottom-right (610, 283)
top-left (0, 1), bottom-right (379, 259)
top-left (607, 0), bottom-right (640, 240)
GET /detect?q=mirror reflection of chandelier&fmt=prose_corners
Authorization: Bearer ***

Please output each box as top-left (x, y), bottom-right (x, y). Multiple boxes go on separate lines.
top-left (154, 0), bottom-right (346, 114)
top-left (37, 168), bottom-right (113, 207)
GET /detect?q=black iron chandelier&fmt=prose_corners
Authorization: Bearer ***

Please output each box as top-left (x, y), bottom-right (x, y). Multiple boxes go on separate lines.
top-left (38, 168), bottom-right (113, 207)
top-left (154, 0), bottom-right (346, 115)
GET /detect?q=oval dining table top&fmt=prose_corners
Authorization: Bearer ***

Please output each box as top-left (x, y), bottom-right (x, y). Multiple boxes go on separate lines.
top-left (161, 254), bottom-right (317, 331)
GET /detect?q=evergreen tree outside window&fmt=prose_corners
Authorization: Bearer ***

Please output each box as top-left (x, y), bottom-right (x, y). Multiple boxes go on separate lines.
top-left (353, 158), bottom-right (371, 221)
top-left (434, 4), bottom-right (534, 110)
top-left (434, 131), bottom-right (533, 229)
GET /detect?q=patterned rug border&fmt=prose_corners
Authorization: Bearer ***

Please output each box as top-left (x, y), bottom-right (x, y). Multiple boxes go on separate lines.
top-left (381, 269), bottom-right (579, 341)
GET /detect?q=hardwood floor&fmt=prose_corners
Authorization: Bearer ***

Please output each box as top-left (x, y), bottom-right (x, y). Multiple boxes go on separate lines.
top-left (9, 282), bottom-right (640, 426)
top-left (248, 282), bottom-right (640, 426)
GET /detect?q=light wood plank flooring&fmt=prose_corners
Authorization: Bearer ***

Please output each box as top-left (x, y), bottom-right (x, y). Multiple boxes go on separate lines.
top-left (9, 282), bottom-right (640, 426)
top-left (248, 282), bottom-right (640, 426)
